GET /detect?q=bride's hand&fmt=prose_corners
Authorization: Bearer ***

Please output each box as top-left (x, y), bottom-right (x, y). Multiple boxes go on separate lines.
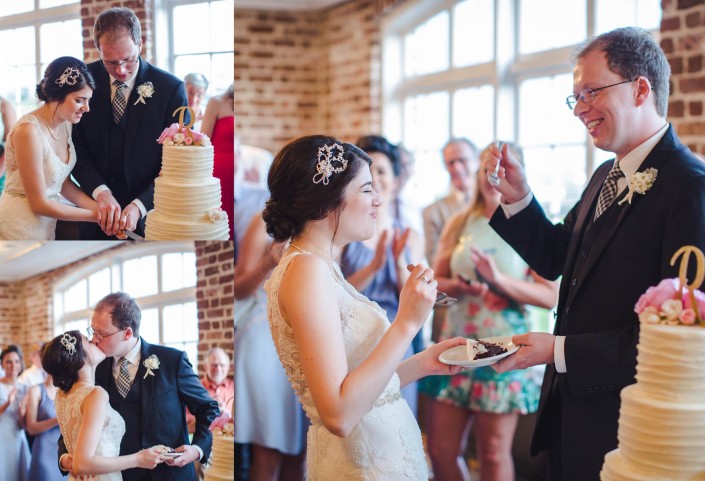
top-left (135, 447), bottom-right (163, 470)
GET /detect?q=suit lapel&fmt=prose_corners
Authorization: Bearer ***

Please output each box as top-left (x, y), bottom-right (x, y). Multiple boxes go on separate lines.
top-left (138, 337), bottom-right (155, 428)
top-left (124, 58), bottom-right (150, 160)
top-left (570, 126), bottom-right (679, 290)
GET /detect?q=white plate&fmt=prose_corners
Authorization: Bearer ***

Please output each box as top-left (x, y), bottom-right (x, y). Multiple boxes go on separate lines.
top-left (439, 336), bottom-right (520, 368)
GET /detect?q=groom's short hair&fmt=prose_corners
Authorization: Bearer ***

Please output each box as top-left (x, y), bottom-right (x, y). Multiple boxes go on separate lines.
top-left (94, 7), bottom-right (142, 50)
top-left (95, 292), bottom-right (141, 336)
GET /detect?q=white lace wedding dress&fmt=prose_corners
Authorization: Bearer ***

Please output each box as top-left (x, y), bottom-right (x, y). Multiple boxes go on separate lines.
top-left (0, 113), bottom-right (76, 240)
top-left (55, 383), bottom-right (126, 481)
top-left (264, 251), bottom-right (428, 480)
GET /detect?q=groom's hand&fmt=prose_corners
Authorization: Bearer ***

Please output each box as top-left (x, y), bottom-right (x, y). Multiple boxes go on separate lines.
top-left (97, 191), bottom-right (122, 235)
top-left (163, 445), bottom-right (200, 467)
top-left (118, 203), bottom-right (141, 234)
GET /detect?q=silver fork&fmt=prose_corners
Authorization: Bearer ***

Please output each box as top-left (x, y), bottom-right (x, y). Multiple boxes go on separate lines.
top-left (487, 141), bottom-right (502, 186)
top-left (406, 264), bottom-right (458, 306)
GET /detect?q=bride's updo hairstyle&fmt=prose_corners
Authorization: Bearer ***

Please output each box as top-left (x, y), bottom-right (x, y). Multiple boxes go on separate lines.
top-left (42, 330), bottom-right (87, 393)
top-left (36, 56), bottom-right (95, 103)
top-left (263, 135), bottom-right (371, 242)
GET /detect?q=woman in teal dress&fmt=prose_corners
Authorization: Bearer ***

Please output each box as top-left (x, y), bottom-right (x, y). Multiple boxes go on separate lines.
top-left (420, 144), bottom-right (558, 481)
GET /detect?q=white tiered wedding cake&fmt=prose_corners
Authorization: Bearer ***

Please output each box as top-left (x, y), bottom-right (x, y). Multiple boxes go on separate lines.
top-left (204, 410), bottom-right (234, 481)
top-left (145, 108), bottom-right (229, 240)
top-left (601, 247), bottom-right (705, 480)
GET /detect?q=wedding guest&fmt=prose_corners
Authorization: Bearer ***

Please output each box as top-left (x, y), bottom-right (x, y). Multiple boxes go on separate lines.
top-left (184, 73), bottom-right (208, 131)
top-left (0, 57), bottom-right (99, 240)
top-left (486, 27), bottom-right (705, 480)
top-left (201, 84), bottom-right (234, 238)
top-left (0, 95), bottom-right (17, 196)
top-left (262, 135), bottom-right (466, 479)
top-left (18, 343), bottom-right (47, 387)
top-left (0, 344), bottom-right (31, 481)
top-left (341, 135), bottom-right (425, 415)
top-left (234, 212), bottom-right (306, 481)
top-left (71, 6), bottom-right (188, 239)
top-left (422, 138), bottom-right (480, 342)
top-left (187, 348), bottom-right (234, 433)
top-left (26, 372), bottom-right (62, 481)
top-left (421, 144), bottom-right (557, 481)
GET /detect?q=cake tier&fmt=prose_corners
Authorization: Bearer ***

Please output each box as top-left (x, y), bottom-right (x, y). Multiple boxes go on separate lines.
top-left (600, 450), bottom-right (702, 481)
top-left (608, 384), bottom-right (705, 479)
top-left (161, 145), bottom-right (214, 181)
top-left (145, 210), bottom-right (229, 240)
top-left (152, 177), bottom-right (222, 221)
top-left (635, 323), bottom-right (705, 403)
top-left (204, 435), bottom-right (234, 481)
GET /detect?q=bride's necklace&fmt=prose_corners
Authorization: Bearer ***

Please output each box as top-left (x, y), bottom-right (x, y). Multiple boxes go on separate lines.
top-left (42, 105), bottom-right (63, 141)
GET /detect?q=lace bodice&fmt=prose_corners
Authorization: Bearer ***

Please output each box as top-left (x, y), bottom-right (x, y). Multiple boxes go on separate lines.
top-left (0, 113), bottom-right (76, 240)
top-left (3, 113), bottom-right (75, 198)
top-left (264, 251), bottom-right (428, 480)
top-left (56, 384), bottom-right (126, 481)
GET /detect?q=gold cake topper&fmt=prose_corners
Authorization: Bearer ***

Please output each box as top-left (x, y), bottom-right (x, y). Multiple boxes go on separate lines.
top-left (173, 105), bottom-right (196, 136)
top-left (670, 245), bottom-right (705, 324)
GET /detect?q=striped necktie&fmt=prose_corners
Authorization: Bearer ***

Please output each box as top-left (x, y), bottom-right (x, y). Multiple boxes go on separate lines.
top-left (594, 162), bottom-right (624, 220)
top-left (116, 357), bottom-right (131, 398)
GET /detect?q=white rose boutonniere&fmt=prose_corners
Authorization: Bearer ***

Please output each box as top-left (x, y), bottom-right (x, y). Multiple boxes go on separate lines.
top-left (134, 82), bottom-right (155, 106)
top-left (143, 354), bottom-right (160, 379)
top-left (618, 167), bottom-right (658, 206)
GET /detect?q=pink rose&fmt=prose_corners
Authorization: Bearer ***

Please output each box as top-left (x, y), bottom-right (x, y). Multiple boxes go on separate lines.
top-left (184, 136), bottom-right (193, 145)
top-left (634, 278), bottom-right (680, 314)
top-left (683, 288), bottom-right (705, 318)
top-left (679, 308), bottom-right (696, 325)
top-left (157, 123), bottom-right (180, 144)
top-left (191, 130), bottom-right (203, 143)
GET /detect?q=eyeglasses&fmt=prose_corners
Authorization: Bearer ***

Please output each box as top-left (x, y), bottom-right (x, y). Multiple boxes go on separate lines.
top-left (565, 78), bottom-right (636, 110)
top-left (86, 326), bottom-right (126, 342)
top-left (101, 58), bottom-right (139, 70)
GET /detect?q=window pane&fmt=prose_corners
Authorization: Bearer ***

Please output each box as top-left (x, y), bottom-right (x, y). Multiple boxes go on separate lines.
top-left (122, 256), bottom-right (158, 298)
top-left (39, 0), bottom-right (79, 7)
top-left (525, 144), bottom-right (587, 220)
top-left (173, 3), bottom-right (210, 54)
top-left (596, 0), bottom-right (662, 34)
top-left (40, 20), bottom-right (82, 64)
top-left (64, 319), bottom-right (88, 334)
top-left (54, 293), bottom-right (63, 319)
top-left (519, 0), bottom-right (586, 54)
top-left (174, 54), bottom-right (211, 90)
top-left (183, 342), bottom-right (199, 372)
top-left (404, 10), bottom-right (449, 77)
top-left (453, 0), bottom-right (494, 67)
top-left (88, 268), bottom-right (111, 307)
top-left (210, 52), bottom-right (235, 93)
top-left (65, 280), bottom-right (87, 311)
top-left (162, 252), bottom-right (196, 292)
top-left (453, 85), bottom-right (494, 148)
top-left (0, 27), bottom-right (35, 68)
top-left (403, 91), bottom-right (449, 210)
top-left (210, 0), bottom-right (234, 52)
top-left (163, 303), bottom-right (199, 344)
top-left (0, 0), bottom-right (32, 16)
top-left (140, 308), bottom-right (160, 344)
top-left (519, 74), bottom-right (584, 146)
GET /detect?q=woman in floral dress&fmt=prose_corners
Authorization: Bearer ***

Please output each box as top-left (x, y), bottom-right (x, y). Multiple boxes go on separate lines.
top-left (420, 144), bottom-right (559, 481)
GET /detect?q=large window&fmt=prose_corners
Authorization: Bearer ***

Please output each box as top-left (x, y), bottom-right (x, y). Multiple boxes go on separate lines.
top-left (383, 0), bottom-right (661, 220)
top-left (53, 243), bottom-right (200, 368)
top-left (166, 0), bottom-right (234, 94)
top-left (0, 1), bottom-right (81, 117)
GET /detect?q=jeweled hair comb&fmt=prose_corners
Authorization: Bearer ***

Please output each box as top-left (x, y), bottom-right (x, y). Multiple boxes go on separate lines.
top-left (55, 67), bottom-right (80, 87)
top-left (60, 332), bottom-right (77, 355)
top-left (312, 142), bottom-right (348, 185)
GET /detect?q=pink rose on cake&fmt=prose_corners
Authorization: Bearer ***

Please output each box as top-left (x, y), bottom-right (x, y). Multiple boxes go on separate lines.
top-left (634, 278), bottom-right (705, 325)
top-left (157, 123), bottom-right (211, 146)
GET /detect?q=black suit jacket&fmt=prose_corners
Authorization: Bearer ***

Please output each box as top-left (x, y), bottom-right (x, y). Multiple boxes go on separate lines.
top-left (71, 58), bottom-right (187, 234)
top-left (490, 125), bottom-right (705, 480)
top-left (59, 339), bottom-right (219, 481)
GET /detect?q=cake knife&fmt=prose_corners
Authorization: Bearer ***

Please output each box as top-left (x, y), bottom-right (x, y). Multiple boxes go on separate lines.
top-left (121, 229), bottom-right (145, 241)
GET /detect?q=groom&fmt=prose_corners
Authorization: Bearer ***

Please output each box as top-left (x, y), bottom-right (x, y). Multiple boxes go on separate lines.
top-left (59, 292), bottom-right (219, 481)
top-left (72, 6), bottom-right (188, 239)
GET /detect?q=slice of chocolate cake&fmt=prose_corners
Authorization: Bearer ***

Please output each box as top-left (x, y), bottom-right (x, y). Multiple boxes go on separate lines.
top-left (473, 340), bottom-right (507, 360)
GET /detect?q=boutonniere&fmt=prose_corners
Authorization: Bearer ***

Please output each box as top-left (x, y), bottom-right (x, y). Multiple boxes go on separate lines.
top-left (618, 167), bottom-right (658, 205)
top-left (143, 354), bottom-right (160, 379)
top-left (134, 82), bottom-right (155, 105)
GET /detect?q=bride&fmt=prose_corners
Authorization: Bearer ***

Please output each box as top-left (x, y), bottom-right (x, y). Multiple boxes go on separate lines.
top-left (0, 56), bottom-right (100, 240)
top-left (42, 331), bottom-right (163, 480)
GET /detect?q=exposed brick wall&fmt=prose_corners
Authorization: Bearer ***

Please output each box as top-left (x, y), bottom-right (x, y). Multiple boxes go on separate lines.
top-left (235, 0), bottom-right (382, 154)
top-left (80, 0), bottom-right (155, 64)
top-left (0, 242), bottom-right (234, 378)
top-left (662, 1), bottom-right (705, 155)
top-left (195, 241), bottom-right (235, 377)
